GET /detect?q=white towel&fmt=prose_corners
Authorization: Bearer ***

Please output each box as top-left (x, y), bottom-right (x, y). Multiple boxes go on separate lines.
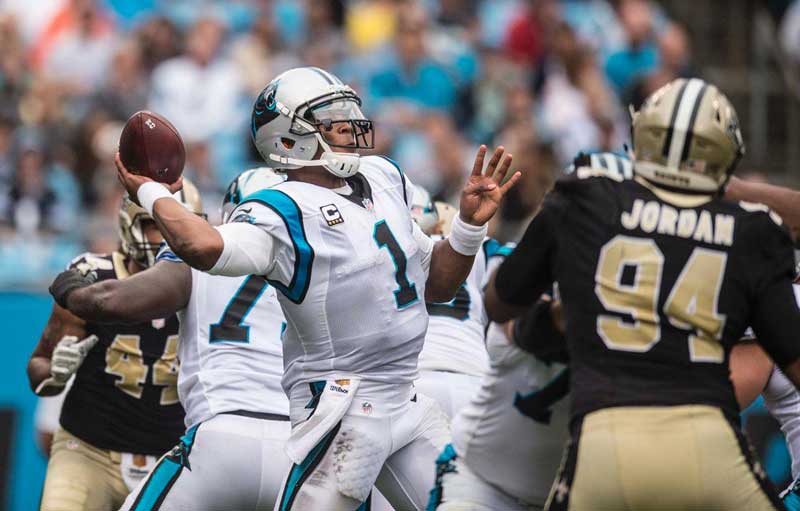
top-left (286, 378), bottom-right (360, 464)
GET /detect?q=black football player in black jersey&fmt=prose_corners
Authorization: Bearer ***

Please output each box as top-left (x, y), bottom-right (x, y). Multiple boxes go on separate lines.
top-left (486, 78), bottom-right (800, 510)
top-left (27, 183), bottom-right (203, 511)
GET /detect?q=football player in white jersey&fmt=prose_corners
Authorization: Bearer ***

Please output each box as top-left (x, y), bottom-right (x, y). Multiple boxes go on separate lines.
top-left (50, 168), bottom-right (295, 510)
top-left (429, 311), bottom-right (569, 511)
top-left (410, 187), bottom-right (513, 417)
top-left (113, 66), bottom-right (521, 511)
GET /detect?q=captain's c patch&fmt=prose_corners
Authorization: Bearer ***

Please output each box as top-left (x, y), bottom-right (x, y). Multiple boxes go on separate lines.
top-left (321, 204), bottom-right (344, 226)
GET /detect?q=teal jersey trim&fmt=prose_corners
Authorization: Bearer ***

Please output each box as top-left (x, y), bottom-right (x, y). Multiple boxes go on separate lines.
top-left (482, 238), bottom-right (513, 262)
top-left (240, 189), bottom-right (314, 304)
top-left (131, 424), bottom-right (200, 511)
top-left (377, 155), bottom-right (408, 205)
top-left (786, 491), bottom-right (800, 511)
top-left (427, 443), bottom-right (458, 511)
top-left (356, 491), bottom-right (373, 511)
top-left (279, 422), bottom-right (341, 511)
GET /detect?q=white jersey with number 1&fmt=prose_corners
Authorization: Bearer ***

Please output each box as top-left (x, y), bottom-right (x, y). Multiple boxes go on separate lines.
top-left (221, 155), bottom-right (431, 396)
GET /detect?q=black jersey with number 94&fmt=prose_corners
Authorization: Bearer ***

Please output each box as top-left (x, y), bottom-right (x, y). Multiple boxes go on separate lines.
top-left (495, 169), bottom-right (800, 421)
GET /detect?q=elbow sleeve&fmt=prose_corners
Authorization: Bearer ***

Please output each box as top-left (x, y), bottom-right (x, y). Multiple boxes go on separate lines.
top-left (209, 223), bottom-right (275, 277)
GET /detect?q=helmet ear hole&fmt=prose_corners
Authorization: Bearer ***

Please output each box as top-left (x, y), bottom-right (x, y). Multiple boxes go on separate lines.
top-left (281, 138), bottom-right (295, 149)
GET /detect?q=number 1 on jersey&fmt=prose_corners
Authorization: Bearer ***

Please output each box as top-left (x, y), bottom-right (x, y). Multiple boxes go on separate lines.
top-left (373, 220), bottom-right (418, 309)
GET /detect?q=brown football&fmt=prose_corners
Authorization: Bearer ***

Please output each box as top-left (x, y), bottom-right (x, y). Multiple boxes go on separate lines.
top-left (119, 110), bottom-right (185, 184)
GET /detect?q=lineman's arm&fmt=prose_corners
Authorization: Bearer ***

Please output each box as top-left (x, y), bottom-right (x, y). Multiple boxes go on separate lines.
top-left (729, 341), bottom-right (775, 410)
top-left (27, 305), bottom-right (86, 396)
top-left (53, 261), bottom-right (192, 324)
top-left (725, 176), bottom-right (800, 240)
top-left (484, 193), bottom-right (563, 323)
top-left (750, 225), bottom-right (800, 390)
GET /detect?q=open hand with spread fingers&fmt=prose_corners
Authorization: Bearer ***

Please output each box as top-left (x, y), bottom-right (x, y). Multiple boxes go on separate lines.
top-left (458, 145), bottom-right (522, 226)
top-left (114, 151), bottom-right (183, 206)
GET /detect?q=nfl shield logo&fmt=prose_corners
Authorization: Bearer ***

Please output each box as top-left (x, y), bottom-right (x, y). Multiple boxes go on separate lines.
top-left (151, 318), bottom-right (166, 330)
top-left (362, 198), bottom-right (374, 211)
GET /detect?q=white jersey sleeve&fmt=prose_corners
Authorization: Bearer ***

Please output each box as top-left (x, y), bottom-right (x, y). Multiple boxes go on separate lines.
top-left (210, 190), bottom-right (315, 305)
top-left (450, 323), bottom-right (570, 506)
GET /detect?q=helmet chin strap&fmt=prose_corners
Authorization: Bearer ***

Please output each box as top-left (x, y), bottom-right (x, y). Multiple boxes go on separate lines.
top-left (268, 134), bottom-right (361, 178)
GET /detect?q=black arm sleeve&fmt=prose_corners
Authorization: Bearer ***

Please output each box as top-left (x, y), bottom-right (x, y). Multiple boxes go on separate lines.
top-left (494, 192), bottom-right (567, 307)
top-left (513, 298), bottom-right (569, 363)
top-left (750, 222), bottom-right (800, 368)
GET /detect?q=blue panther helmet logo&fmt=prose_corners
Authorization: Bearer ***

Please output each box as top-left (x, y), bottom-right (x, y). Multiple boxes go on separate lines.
top-left (251, 81), bottom-right (280, 138)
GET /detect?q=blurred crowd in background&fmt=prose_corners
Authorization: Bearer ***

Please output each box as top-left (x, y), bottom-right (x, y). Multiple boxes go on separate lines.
top-left (0, 0), bottom-right (794, 288)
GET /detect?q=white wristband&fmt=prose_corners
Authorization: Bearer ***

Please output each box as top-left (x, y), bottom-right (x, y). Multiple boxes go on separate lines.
top-left (137, 182), bottom-right (172, 216)
top-left (448, 213), bottom-right (488, 256)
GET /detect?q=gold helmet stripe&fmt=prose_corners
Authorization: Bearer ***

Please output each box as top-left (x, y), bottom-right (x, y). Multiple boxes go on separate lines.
top-left (665, 78), bottom-right (707, 169)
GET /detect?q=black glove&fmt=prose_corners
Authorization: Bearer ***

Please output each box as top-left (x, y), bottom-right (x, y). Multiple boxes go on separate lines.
top-left (49, 268), bottom-right (97, 309)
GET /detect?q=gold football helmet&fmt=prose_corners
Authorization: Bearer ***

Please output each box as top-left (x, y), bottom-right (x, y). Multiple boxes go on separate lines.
top-left (631, 78), bottom-right (745, 193)
top-left (118, 179), bottom-right (204, 268)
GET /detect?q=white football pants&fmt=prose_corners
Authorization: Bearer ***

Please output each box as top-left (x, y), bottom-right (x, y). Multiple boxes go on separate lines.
top-left (275, 381), bottom-right (451, 511)
top-left (431, 445), bottom-right (543, 511)
top-left (415, 370), bottom-right (482, 418)
top-left (119, 413), bottom-right (292, 511)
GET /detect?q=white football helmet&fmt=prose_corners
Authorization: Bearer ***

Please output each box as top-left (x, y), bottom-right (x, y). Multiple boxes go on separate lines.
top-left (221, 167), bottom-right (286, 223)
top-left (251, 67), bottom-right (374, 178)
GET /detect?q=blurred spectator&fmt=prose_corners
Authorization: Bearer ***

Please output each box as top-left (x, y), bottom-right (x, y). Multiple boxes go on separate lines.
top-left (149, 17), bottom-right (243, 144)
top-left (368, 6), bottom-right (460, 111)
top-left (503, 0), bottom-right (560, 68)
top-left (92, 39), bottom-right (148, 120)
top-left (539, 22), bottom-right (620, 164)
top-left (30, 0), bottom-right (117, 94)
top-left (5, 146), bottom-right (58, 235)
top-left (604, 0), bottom-right (659, 96)
top-left (625, 21), bottom-right (694, 109)
top-left (561, 0), bottom-right (626, 60)
top-left (0, 14), bottom-right (30, 120)
top-left (135, 16), bottom-right (182, 72)
top-left (231, 16), bottom-right (297, 97)
top-left (346, 0), bottom-right (398, 53)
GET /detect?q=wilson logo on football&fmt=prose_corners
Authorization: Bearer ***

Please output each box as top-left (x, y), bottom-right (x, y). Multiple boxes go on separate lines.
top-left (321, 204), bottom-right (344, 226)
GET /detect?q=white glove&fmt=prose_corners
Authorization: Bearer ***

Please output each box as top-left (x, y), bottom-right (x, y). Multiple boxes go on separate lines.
top-left (35, 335), bottom-right (99, 395)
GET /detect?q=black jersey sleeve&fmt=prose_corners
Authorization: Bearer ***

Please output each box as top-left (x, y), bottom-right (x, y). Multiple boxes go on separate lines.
top-left (513, 297), bottom-right (569, 363)
top-left (749, 218), bottom-right (800, 368)
top-left (494, 190), bottom-right (567, 306)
